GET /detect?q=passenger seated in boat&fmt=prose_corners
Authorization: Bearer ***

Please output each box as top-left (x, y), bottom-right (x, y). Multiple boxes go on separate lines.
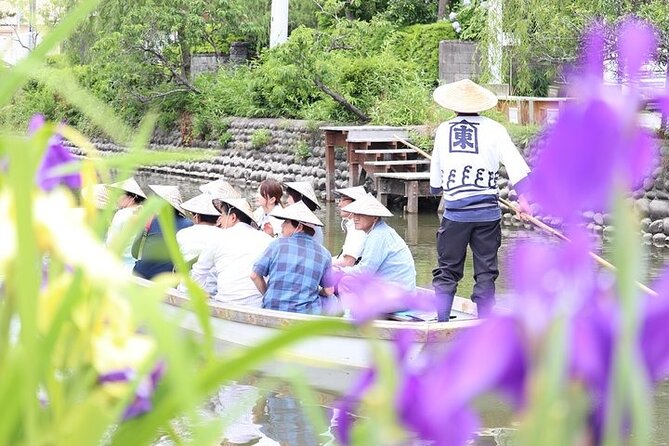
top-left (253, 179), bottom-right (283, 238)
top-left (191, 197), bottom-right (272, 306)
top-left (284, 181), bottom-right (324, 245)
top-left (335, 195), bottom-right (416, 292)
top-left (106, 177), bottom-right (146, 272)
top-left (177, 193), bottom-right (224, 263)
top-left (250, 202), bottom-right (335, 314)
top-left (332, 186), bottom-right (368, 267)
top-left (133, 185), bottom-right (193, 279)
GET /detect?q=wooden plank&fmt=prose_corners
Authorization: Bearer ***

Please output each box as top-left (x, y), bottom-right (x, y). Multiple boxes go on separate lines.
top-left (374, 172), bottom-right (431, 180)
top-left (365, 160), bottom-right (430, 166)
top-left (347, 128), bottom-right (409, 142)
top-left (354, 149), bottom-right (416, 155)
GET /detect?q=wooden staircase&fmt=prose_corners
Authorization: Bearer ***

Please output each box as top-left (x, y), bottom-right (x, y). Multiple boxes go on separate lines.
top-left (321, 125), bottom-right (433, 212)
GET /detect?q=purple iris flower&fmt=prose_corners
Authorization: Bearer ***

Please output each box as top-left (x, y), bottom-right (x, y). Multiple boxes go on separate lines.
top-left (397, 316), bottom-right (527, 446)
top-left (28, 114), bottom-right (81, 191)
top-left (335, 272), bottom-right (439, 324)
top-left (98, 361), bottom-right (165, 421)
top-left (333, 368), bottom-right (376, 446)
top-left (529, 25), bottom-right (659, 223)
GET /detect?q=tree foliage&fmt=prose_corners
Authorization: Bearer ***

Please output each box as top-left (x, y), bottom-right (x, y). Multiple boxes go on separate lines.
top-left (486, 0), bottom-right (669, 95)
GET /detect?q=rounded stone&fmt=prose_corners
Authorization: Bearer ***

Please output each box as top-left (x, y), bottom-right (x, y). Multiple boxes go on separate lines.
top-left (640, 217), bottom-right (652, 232)
top-left (649, 199), bottom-right (669, 220)
top-left (649, 220), bottom-right (664, 234)
top-left (653, 233), bottom-right (666, 247)
top-left (634, 198), bottom-right (650, 216)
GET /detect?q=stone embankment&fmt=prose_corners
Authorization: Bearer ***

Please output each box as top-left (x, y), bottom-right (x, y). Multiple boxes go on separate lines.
top-left (69, 118), bottom-right (669, 247)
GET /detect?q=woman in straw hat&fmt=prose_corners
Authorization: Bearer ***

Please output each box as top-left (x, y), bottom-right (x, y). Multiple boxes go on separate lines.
top-left (283, 181), bottom-right (324, 245)
top-left (190, 197), bottom-right (272, 305)
top-left (105, 177), bottom-right (146, 271)
top-left (250, 201), bottom-right (335, 314)
top-left (429, 78), bottom-right (531, 320)
top-left (337, 195), bottom-right (416, 291)
top-left (253, 179), bottom-right (284, 238)
top-left (332, 185), bottom-right (368, 267)
top-left (132, 184), bottom-right (193, 279)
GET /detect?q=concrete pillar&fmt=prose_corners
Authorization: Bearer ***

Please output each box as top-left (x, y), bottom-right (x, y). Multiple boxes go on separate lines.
top-left (270, 0), bottom-right (289, 48)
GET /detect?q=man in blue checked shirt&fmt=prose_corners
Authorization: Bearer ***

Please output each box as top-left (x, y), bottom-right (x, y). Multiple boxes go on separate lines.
top-left (250, 201), bottom-right (335, 314)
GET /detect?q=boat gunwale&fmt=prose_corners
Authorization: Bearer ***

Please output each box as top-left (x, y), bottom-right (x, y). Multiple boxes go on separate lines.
top-left (159, 284), bottom-right (480, 343)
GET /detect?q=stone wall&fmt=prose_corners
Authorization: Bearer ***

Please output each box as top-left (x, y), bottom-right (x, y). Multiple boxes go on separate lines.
top-left (75, 118), bottom-right (350, 197)
top-left (69, 118), bottom-right (669, 246)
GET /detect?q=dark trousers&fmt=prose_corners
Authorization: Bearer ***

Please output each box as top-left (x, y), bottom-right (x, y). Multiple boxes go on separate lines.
top-left (432, 217), bottom-right (501, 321)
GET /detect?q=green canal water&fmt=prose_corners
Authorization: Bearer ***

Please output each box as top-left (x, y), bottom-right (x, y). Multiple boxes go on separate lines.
top-left (141, 173), bottom-right (669, 445)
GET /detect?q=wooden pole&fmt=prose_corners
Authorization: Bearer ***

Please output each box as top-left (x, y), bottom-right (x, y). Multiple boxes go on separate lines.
top-left (394, 134), bottom-right (658, 297)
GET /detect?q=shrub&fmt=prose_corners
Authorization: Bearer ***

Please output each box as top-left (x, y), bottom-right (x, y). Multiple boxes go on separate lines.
top-left (389, 21), bottom-right (458, 86)
top-left (251, 129), bottom-right (272, 148)
top-left (294, 141), bottom-right (312, 161)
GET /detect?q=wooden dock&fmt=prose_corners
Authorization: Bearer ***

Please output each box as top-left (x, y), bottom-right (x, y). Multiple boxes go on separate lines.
top-left (321, 125), bottom-right (432, 213)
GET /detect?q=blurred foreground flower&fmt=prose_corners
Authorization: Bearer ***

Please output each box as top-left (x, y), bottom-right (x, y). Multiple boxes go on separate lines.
top-left (335, 272), bottom-right (439, 324)
top-left (29, 114), bottom-right (81, 191)
top-left (337, 17), bottom-right (669, 446)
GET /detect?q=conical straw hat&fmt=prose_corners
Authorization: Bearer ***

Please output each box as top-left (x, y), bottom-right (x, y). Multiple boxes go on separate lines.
top-left (180, 193), bottom-right (220, 216)
top-left (270, 201), bottom-right (324, 227)
top-left (213, 197), bottom-right (257, 224)
top-left (433, 78), bottom-right (498, 113)
top-left (335, 185), bottom-right (368, 201)
top-left (342, 194), bottom-right (393, 217)
top-left (148, 184), bottom-right (187, 216)
top-left (284, 181), bottom-right (321, 209)
top-left (199, 179), bottom-right (241, 198)
top-left (108, 177), bottom-right (146, 198)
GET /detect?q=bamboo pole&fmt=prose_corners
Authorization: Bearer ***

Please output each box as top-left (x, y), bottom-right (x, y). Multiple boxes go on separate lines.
top-left (393, 134), bottom-right (658, 297)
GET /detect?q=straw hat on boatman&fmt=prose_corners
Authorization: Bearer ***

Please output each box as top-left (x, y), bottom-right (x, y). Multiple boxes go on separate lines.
top-left (251, 201), bottom-right (334, 315)
top-left (429, 78), bottom-right (531, 321)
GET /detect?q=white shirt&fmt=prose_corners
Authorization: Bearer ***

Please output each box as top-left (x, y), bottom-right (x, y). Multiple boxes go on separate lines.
top-left (429, 115), bottom-right (530, 203)
top-left (191, 222), bottom-right (272, 306)
top-left (106, 206), bottom-right (140, 271)
top-left (176, 224), bottom-right (223, 262)
top-left (253, 206), bottom-right (282, 237)
top-left (339, 218), bottom-right (367, 260)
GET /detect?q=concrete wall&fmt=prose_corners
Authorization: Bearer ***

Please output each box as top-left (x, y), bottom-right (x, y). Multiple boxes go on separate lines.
top-left (438, 40), bottom-right (479, 84)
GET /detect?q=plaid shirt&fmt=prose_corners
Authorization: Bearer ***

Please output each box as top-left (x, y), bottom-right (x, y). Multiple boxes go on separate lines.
top-left (253, 232), bottom-right (333, 314)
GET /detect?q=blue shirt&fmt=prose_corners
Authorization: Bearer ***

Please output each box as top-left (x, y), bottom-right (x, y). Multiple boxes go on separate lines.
top-left (133, 215), bottom-right (193, 279)
top-left (253, 232), bottom-right (333, 314)
top-left (340, 220), bottom-right (416, 290)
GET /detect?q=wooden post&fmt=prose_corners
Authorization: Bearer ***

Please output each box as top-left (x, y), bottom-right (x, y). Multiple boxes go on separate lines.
top-left (406, 180), bottom-right (419, 213)
top-left (324, 131), bottom-right (336, 202)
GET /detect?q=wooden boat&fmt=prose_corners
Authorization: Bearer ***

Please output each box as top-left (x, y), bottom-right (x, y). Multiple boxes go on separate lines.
top-left (157, 280), bottom-right (480, 376)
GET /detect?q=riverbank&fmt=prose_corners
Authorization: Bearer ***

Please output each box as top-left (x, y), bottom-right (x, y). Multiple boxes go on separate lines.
top-left (68, 117), bottom-right (669, 247)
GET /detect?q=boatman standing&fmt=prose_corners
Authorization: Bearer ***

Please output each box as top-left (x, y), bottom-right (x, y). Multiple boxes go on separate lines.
top-left (429, 79), bottom-right (531, 320)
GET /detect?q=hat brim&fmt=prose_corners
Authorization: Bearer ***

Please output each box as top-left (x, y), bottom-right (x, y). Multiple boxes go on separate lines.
top-left (433, 79), bottom-right (498, 113)
top-left (213, 197), bottom-right (257, 224)
top-left (148, 185), bottom-right (188, 217)
top-left (270, 201), bottom-right (324, 227)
